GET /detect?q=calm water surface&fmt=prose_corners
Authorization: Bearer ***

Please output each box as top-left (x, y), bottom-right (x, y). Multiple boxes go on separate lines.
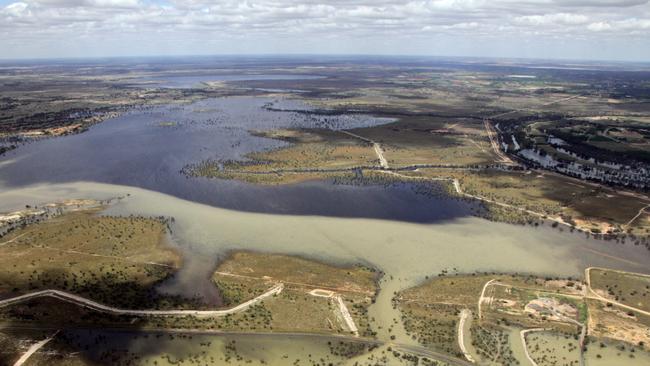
top-left (1, 95), bottom-right (649, 364)
top-left (0, 96), bottom-right (470, 223)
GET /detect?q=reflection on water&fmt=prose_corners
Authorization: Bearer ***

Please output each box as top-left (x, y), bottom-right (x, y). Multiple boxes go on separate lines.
top-left (525, 330), bottom-right (650, 366)
top-left (1, 97), bottom-right (473, 222)
top-left (2, 182), bottom-right (649, 346)
top-left (56, 329), bottom-right (362, 365)
top-left (52, 329), bottom-right (430, 366)
top-left (1, 95), bottom-right (650, 362)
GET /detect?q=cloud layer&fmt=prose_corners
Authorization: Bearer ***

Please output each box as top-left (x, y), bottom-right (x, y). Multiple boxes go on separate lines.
top-left (1, 0), bottom-right (649, 60)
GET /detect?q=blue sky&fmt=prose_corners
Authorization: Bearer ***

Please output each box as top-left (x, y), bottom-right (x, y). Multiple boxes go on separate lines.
top-left (1, 0), bottom-right (649, 61)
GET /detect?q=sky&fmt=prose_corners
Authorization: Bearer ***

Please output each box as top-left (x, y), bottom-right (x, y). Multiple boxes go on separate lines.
top-left (1, 0), bottom-right (649, 61)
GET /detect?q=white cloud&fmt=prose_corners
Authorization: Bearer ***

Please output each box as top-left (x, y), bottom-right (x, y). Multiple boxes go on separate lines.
top-left (2, 2), bottom-right (29, 15)
top-left (28, 0), bottom-right (140, 8)
top-left (0, 0), bottom-right (649, 59)
top-left (587, 21), bottom-right (611, 31)
top-left (554, 0), bottom-right (648, 7)
top-left (514, 13), bottom-right (589, 25)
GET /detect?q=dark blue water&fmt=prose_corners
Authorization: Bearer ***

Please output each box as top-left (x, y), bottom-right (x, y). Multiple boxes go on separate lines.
top-left (0, 97), bottom-right (474, 222)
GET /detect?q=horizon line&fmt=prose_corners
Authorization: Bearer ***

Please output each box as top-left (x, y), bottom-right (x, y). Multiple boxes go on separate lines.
top-left (1, 53), bottom-right (649, 66)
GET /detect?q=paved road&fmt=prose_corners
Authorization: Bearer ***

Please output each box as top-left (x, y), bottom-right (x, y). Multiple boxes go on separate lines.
top-left (0, 283), bottom-right (283, 317)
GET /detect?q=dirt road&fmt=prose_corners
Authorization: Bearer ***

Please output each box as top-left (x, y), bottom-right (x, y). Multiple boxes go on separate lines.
top-left (584, 267), bottom-right (650, 317)
top-left (457, 309), bottom-right (476, 363)
top-left (13, 330), bottom-right (59, 366)
top-left (340, 130), bottom-right (389, 169)
top-left (0, 283), bottom-right (284, 317)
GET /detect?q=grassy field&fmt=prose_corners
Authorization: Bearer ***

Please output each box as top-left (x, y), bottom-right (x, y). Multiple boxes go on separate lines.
top-left (212, 251), bottom-right (378, 337)
top-left (395, 274), bottom-right (587, 361)
top-left (397, 268), bottom-right (650, 363)
top-left (409, 167), bottom-right (650, 236)
top-left (351, 116), bottom-right (497, 167)
top-left (396, 274), bottom-right (491, 358)
top-left (589, 269), bottom-right (650, 313)
top-left (0, 209), bottom-right (184, 309)
top-left (188, 114), bottom-right (498, 183)
top-left (0, 245), bottom-right (379, 337)
top-left (526, 331), bottom-right (581, 366)
top-left (587, 298), bottom-right (650, 350)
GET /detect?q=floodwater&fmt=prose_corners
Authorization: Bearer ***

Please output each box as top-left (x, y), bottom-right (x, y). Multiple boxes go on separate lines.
top-left (1, 181), bottom-right (649, 343)
top-left (508, 327), bottom-right (536, 366)
top-left (525, 330), bottom-right (650, 366)
top-left (54, 330), bottom-right (364, 365)
top-left (46, 329), bottom-right (425, 366)
top-left (0, 96), bottom-right (473, 223)
top-left (2, 95), bottom-right (650, 363)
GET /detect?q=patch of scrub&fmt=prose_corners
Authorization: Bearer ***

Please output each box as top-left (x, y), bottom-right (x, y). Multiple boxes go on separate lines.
top-left (1, 182), bottom-right (650, 346)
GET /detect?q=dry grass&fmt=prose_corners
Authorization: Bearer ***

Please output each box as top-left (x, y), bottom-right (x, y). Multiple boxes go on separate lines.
top-left (589, 269), bottom-right (650, 313)
top-left (0, 210), bottom-right (181, 309)
top-left (212, 251), bottom-right (378, 336)
top-left (588, 299), bottom-right (650, 350)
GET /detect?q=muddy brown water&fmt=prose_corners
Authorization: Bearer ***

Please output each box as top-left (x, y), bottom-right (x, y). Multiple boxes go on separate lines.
top-left (1, 182), bottom-right (649, 347)
top-left (1, 95), bottom-right (649, 363)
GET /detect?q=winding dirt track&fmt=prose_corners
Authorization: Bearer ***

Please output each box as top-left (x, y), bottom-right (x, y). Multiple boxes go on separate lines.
top-left (0, 283), bottom-right (284, 317)
top-left (585, 267), bottom-right (650, 317)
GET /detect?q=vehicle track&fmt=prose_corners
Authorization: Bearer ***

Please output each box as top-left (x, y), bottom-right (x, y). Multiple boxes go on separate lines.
top-left (0, 283), bottom-right (284, 317)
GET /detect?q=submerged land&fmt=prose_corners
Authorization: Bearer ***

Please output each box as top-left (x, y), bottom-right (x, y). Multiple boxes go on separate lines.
top-left (1, 56), bottom-right (650, 365)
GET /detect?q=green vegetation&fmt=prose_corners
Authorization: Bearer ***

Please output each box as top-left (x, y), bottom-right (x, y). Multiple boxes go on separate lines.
top-left (0, 210), bottom-right (188, 309)
top-left (213, 251), bottom-right (378, 336)
top-left (470, 324), bottom-right (518, 365)
top-left (590, 269), bottom-right (650, 312)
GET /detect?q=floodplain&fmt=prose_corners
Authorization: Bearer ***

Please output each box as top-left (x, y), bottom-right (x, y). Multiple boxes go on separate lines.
top-left (1, 56), bottom-right (650, 365)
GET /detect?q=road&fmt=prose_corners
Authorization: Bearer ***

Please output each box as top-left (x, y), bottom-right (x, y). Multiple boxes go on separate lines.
top-left (217, 271), bottom-right (374, 295)
top-left (519, 328), bottom-right (545, 366)
top-left (489, 94), bottom-right (583, 120)
top-left (308, 288), bottom-right (359, 336)
top-left (478, 279), bottom-right (497, 320)
top-left (13, 330), bottom-right (59, 366)
top-left (0, 324), bottom-right (474, 366)
top-left (380, 169), bottom-right (598, 236)
top-left (335, 295), bottom-right (359, 336)
top-left (478, 268), bottom-right (650, 366)
top-left (340, 130), bottom-right (389, 169)
top-left (0, 232), bottom-right (29, 247)
top-left (483, 118), bottom-right (515, 165)
top-left (0, 283), bottom-right (283, 317)
top-left (624, 203), bottom-right (650, 228)
top-left (457, 309), bottom-right (476, 363)
top-left (584, 267), bottom-right (650, 317)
